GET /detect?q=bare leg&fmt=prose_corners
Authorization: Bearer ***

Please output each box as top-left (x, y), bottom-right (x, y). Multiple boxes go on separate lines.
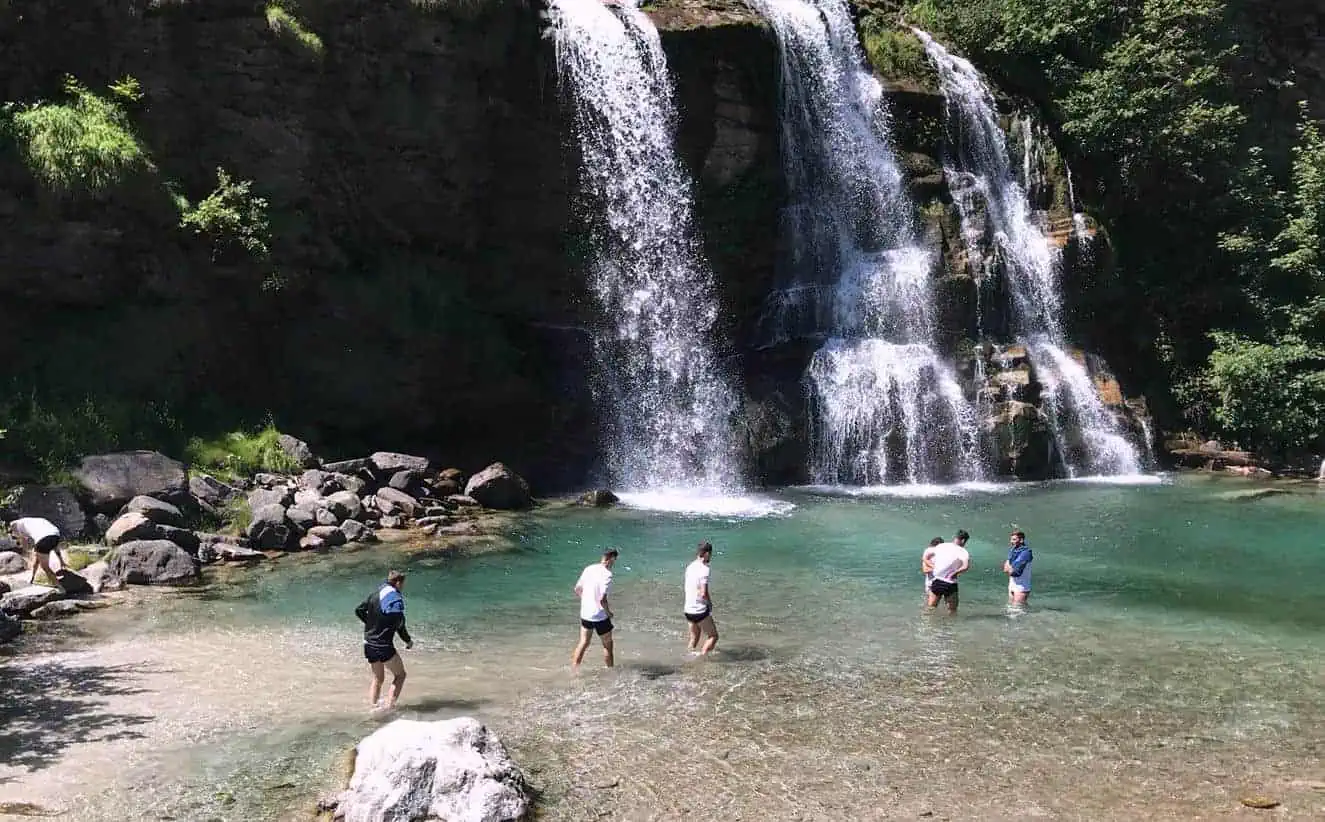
top-left (1012, 591), bottom-right (1029, 606)
top-left (571, 627), bottom-right (593, 670)
top-left (945, 592), bottom-right (959, 615)
top-left (599, 632), bottom-right (615, 668)
top-left (925, 591), bottom-right (940, 609)
top-left (687, 620), bottom-right (701, 651)
top-left (383, 654), bottom-right (407, 709)
top-left (368, 661), bottom-right (386, 706)
top-left (698, 616), bottom-right (719, 655)
top-left (34, 553), bottom-right (57, 585)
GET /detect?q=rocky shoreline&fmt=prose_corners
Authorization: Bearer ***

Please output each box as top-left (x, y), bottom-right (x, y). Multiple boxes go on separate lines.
top-left (0, 436), bottom-right (614, 644)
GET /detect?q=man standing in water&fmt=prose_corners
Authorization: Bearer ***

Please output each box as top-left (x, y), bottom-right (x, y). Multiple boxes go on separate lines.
top-left (572, 548), bottom-right (618, 670)
top-left (357, 570), bottom-right (413, 711)
top-left (923, 529), bottom-right (971, 613)
top-left (684, 541), bottom-right (719, 656)
top-left (921, 536), bottom-right (943, 596)
top-left (1003, 530), bottom-right (1033, 605)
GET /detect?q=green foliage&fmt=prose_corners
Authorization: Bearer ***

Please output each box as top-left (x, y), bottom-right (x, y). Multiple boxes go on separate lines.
top-left (265, 3), bottom-right (324, 57)
top-left (184, 422), bottom-right (300, 483)
top-left (1205, 333), bottom-right (1325, 456)
top-left (219, 497), bottom-right (253, 537)
top-left (0, 393), bottom-right (182, 480)
top-left (179, 167), bottom-right (271, 261)
top-left (2, 75), bottom-right (151, 197)
top-left (861, 24), bottom-right (936, 89)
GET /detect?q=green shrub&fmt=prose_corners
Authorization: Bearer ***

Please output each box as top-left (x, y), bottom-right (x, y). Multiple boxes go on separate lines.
top-left (184, 423), bottom-right (300, 483)
top-left (1205, 332), bottom-right (1325, 457)
top-left (861, 24), bottom-right (937, 89)
top-left (3, 75), bottom-right (152, 197)
top-left (218, 497), bottom-right (253, 537)
top-left (265, 3), bottom-right (324, 56)
top-left (179, 167), bottom-right (272, 261)
top-left (0, 392), bottom-right (182, 480)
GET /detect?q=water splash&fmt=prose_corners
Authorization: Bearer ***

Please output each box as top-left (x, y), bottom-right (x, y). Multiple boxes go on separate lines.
top-left (750, 0), bottom-right (983, 485)
top-left (915, 28), bottom-right (1141, 477)
top-left (549, 0), bottom-right (742, 492)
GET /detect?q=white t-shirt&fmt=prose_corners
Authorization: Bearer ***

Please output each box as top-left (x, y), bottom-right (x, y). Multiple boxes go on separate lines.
top-left (928, 542), bottom-right (970, 583)
top-left (576, 563), bottom-right (613, 622)
top-left (11, 517), bottom-right (60, 544)
top-left (683, 558), bottom-right (711, 615)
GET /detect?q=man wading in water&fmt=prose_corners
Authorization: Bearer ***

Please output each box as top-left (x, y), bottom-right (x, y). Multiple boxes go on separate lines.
top-left (356, 570), bottom-right (413, 711)
top-left (922, 529), bottom-right (971, 614)
top-left (572, 548), bottom-right (618, 671)
top-left (684, 541), bottom-right (719, 656)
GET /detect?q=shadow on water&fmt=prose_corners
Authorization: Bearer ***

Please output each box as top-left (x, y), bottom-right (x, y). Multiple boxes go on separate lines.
top-left (0, 658), bottom-right (155, 773)
top-left (399, 697), bottom-right (488, 715)
top-left (625, 663), bottom-right (681, 680)
top-left (709, 644), bottom-right (774, 663)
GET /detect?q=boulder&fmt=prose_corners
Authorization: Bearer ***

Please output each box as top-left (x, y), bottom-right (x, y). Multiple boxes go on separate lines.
top-left (1, 585), bottom-right (65, 616)
top-left (332, 718), bottom-right (531, 822)
top-left (73, 451), bottom-right (189, 513)
top-left (81, 561), bottom-right (123, 593)
top-left (31, 600), bottom-right (98, 619)
top-left (216, 543), bottom-right (266, 562)
top-left (323, 458), bottom-right (371, 474)
top-left (105, 512), bottom-right (164, 546)
top-left (464, 463), bottom-right (532, 510)
top-left (0, 551), bottom-right (26, 575)
top-left (341, 519), bottom-right (367, 542)
top-left (0, 612), bottom-right (19, 642)
top-left (447, 495), bottom-right (481, 507)
top-left (0, 580), bottom-right (8, 595)
top-left (432, 479), bottom-right (462, 497)
top-left (108, 540), bottom-right (200, 585)
top-left (298, 469), bottom-right (328, 491)
top-left (278, 434), bottom-right (319, 469)
top-left (437, 468), bottom-right (465, 484)
top-left (370, 452), bottom-right (430, 474)
top-left (248, 487), bottom-right (292, 511)
top-left (316, 507), bottom-right (340, 526)
top-left (286, 505), bottom-right (318, 531)
top-left (158, 526), bottom-right (201, 553)
top-left (308, 525), bottom-right (347, 546)
top-left (379, 515), bottom-right (404, 529)
top-left (375, 487), bottom-right (421, 518)
top-left (189, 473), bottom-right (237, 508)
top-left (293, 489), bottom-right (324, 509)
top-left (330, 473), bottom-right (367, 496)
top-left (122, 495), bottom-right (184, 527)
top-left (578, 489), bottom-right (619, 507)
top-left (326, 491), bottom-right (364, 522)
top-left (0, 535), bottom-right (16, 553)
top-left (986, 401), bottom-right (1054, 480)
top-left (54, 569), bottom-right (94, 596)
top-left (11, 484), bottom-right (88, 538)
top-left (300, 534), bottom-right (328, 551)
top-left (246, 504), bottom-right (296, 550)
top-left (388, 470), bottom-right (425, 493)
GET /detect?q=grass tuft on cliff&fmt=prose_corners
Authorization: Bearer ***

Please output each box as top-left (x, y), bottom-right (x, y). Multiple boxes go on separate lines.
top-left (265, 3), bottom-right (324, 57)
top-left (185, 423), bottom-right (301, 484)
top-left (2, 76), bottom-right (152, 197)
top-left (860, 23), bottom-right (937, 91)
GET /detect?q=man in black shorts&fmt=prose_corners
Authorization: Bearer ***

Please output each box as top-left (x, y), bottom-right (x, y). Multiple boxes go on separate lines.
top-left (9, 516), bottom-right (67, 584)
top-left (571, 548), bottom-right (618, 670)
top-left (355, 569), bottom-right (413, 710)
top-left (923, 529), bottom-right (971, 614)
top-left (683, 541), bottom-right (719, 655)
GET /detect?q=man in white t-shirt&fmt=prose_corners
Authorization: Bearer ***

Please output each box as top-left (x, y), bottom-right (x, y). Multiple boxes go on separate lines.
top-left (571, 547), bottom-right (618, 670)
top-left (921, 536), bottom-right (943, 596)
top-left (8, 516), bottom-right (67, 585)
top-left (683, 541), bottom-right (719, 656)
top-left (922, 529), bottom-right (971, 613)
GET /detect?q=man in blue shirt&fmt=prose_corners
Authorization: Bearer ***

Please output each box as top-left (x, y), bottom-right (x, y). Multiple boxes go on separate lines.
top-left (356, 569), bottom-right (413, 710)
top-left (1003, 531), bottom-right (1033, 605)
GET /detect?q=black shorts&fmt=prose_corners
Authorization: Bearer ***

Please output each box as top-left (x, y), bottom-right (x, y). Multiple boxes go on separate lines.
top-left (580, 618), bottom-right (614, 636)
top-left (34, 534), bottom-right (59, 554)
top-left (684, 608), bottom-right (711, 623)
top-left (930, 579), bottom-right (958, 597)
top-left (364, 644), bottom-right (397, 664)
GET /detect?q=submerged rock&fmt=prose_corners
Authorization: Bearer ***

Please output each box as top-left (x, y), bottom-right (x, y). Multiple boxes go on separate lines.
top-left (332, 717), bottom-right (531, 822)
top-left (73, 450), bottom-right (189, 513)
top-left (578, 489), bottom-right (619, 507)
top-left (464, 463), bottom-right (532, 510)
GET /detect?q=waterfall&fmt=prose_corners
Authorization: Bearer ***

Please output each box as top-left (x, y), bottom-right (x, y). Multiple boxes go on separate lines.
top-left (751, 0), bottom-right (982, 485)
top-left (1318, 458), bottom-right (1325, 481)
top-left (549, 0), bottom-right (742, 492)
top-left (915, 28), bottom-right (1142, 477)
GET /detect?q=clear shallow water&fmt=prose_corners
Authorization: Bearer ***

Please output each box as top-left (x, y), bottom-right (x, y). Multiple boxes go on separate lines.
top-left (4, 474), bottom-right (1325, 820)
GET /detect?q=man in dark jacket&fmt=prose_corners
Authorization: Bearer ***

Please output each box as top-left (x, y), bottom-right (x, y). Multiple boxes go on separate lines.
top-left (356, 569), bottom-right (413, 710)
top-left (1003, 531), bottom-right (1033, 605)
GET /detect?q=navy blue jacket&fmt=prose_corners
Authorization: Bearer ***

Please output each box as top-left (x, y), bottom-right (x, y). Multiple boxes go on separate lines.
top-left (357, 582), bottom-right (412, 649)
top-left (1007, 545), bottom-right (1033, 577)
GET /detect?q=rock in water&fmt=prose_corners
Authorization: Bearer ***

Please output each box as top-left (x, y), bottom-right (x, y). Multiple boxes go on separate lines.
top-left (333, 717), bottom-right (531, 822)
top-left (578, 489), bottom-right (619, 507)
top-left (108, 540), bottom-right (200, 585)
top-left (0, 612), bottom-right (20, 642)
top-left (73, 451), bottom-right (189, 513)
top-left (464, 463), bottom-right (532, 510)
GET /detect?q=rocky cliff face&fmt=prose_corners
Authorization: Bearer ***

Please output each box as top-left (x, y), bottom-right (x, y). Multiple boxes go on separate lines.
top-left (0, 0), bottom-right (1152, 488)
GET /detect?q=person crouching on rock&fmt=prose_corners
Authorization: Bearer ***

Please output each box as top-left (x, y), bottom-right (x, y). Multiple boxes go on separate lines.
top-left (8, 516), bottom-right (67, 586)
top-left (355, 569), bottom-right (413, 711)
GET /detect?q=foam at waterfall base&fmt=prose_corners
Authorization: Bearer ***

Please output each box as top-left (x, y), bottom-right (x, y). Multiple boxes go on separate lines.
top-left (615, 489), bottom-right (797, 518)
top-left (797, 481), bottom-right (1013, 499)
top-left (1063, 473), bottom-right (1167, 486)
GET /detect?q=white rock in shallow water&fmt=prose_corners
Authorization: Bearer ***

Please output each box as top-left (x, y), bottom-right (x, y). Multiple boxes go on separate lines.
top-left (334, 717), bottom-right (531, 822)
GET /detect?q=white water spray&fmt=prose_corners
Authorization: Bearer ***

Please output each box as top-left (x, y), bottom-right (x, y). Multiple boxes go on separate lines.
top-left (550, 0), bottom-right (743, 492)
top-left (916, 28), bottom-right (1141, 477)
top-left (751, 0), bottom-right (983, 484)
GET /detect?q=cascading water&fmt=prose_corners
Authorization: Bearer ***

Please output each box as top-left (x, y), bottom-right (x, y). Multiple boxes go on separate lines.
top-left (915, 28), bottom-right (1142, 477)
top-left (751, 0), bottom-right (982, 485)
top-left (549, 0), bottom-right (742, 492)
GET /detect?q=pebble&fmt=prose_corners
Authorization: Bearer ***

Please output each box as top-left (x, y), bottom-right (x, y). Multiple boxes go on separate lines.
top-left (1239, 795), bottom-right (1280, 809)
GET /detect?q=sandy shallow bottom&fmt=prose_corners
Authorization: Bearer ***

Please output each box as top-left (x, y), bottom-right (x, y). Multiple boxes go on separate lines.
top-left (2, 595), bottom-right (1323, 822)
